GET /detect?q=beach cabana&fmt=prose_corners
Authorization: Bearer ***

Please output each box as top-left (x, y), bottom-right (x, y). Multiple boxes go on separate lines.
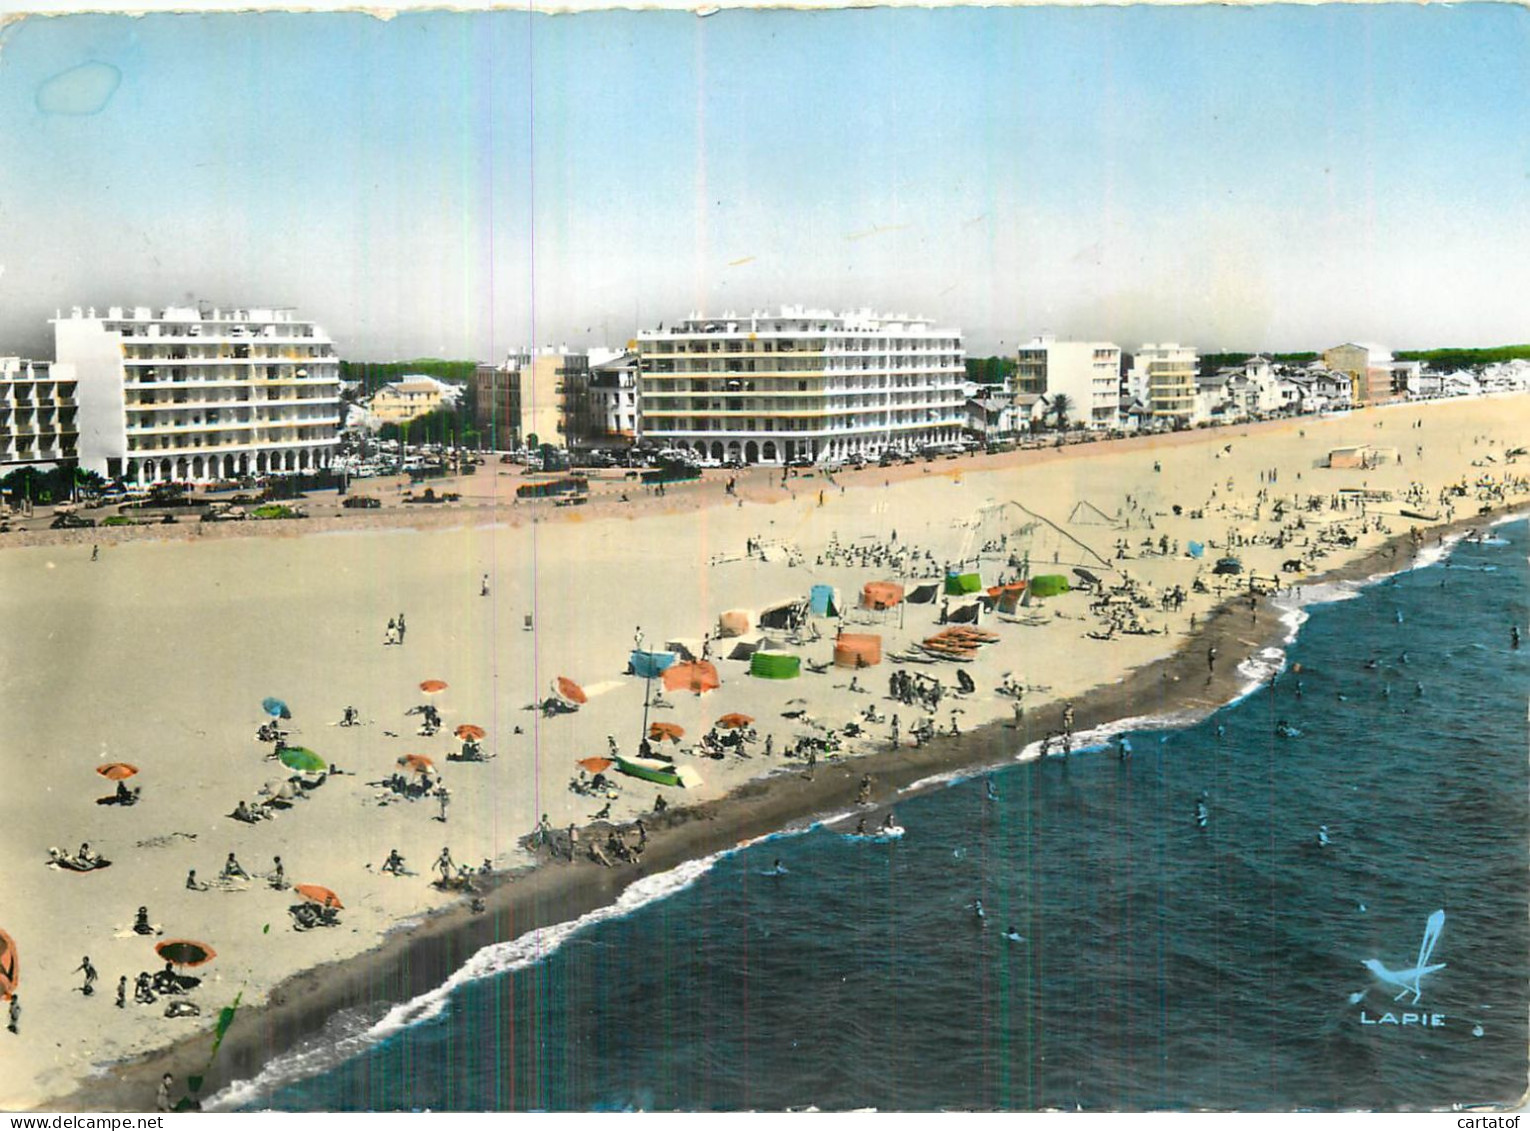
top-left (662, 660), bottom-right (720, 695)
top-left (944, 571), bottom-right (983, 596)
top-left (860, 581), bottom-right (904, 610)
top-left (716, 609), bottom-right (754, 638)
top-left (833, 633), bottom-right (882, 669)
top-left (997, 584), bottom-right (1027, 614)
top-left (907, 583), bottom-right (940, 605)
top-left (630, 650), bottom-right (678, 679)
top-left (948, 602), bottom-right (983, 624)
top-left (726, 637), bottom-right (764, 662)
top-left (665, 638), bottom-right (703, 663)
top-left (1028, 574), bottom-right (1071, 598)
top-left (809, 584), bottom-right (841, 617)
top-left (758, 600), bottom-right (808, 631)
top-left (750, 650), bottom-right (801, 679)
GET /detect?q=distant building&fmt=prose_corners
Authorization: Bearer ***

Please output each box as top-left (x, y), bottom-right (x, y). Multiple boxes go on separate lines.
top-left (1323, 343), bottom-right (1406, 405)
top-left (1130, 344), bottom-right (1199, 424)
top-left (368, 375), bottom-right (456, 425)
top-left (583, 351), bottom-right (639, 450)
top-left (472, 347), bottom-right (586, 451)
top-left (636, 306), bottom-right (965, 465)
top-left (1015, 337), bottom-right (1122, 430)
top-left (0, 357), bottom-right (79, 469)
top-left (53, 304), bottom-right (341, 485)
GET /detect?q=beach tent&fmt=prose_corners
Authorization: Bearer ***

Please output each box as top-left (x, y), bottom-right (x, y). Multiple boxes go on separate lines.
top-left (630, 650), bottom-right (678, 679)
top-left (726, 637), bottom-right (764, 662)
top-left (860, 581), bottom-right (905, 610)
top-left (997, 584), bottom-right (1027, 614)
top-left (907, 583), bottom-right (940, 605)
top-left (665, 639), bottom-right (703, 663)
top-left (716, 609), bottom-right (754, 638)
top-left (662, 661), bottom-right (720, 695)
top-left (833, 633), bottom-right (883, 669)
top-left (1328, 445), bottom-right (1370, 469)
top-left (1187, 541), bottom-right (1205, 559)
top-left (0, 928), bottom-right (16, 1001)
top-left (809, 584), bottom-right (841, 617)
top-left (1028, 574), bottom-right (1071, 598)
top-left (758, 600), bottom-right (808, 631)
top-left (948, 602), bottom-right (983, 624)
top-left (944, 571), bottom-right (983, 596)
top-left (750, 650), bottom-right (801, 679)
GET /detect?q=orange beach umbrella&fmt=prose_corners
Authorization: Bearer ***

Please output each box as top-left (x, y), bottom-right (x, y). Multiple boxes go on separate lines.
top-left (454, 724), bottom-right (487, 741)
top-left (554, 676), bottom-right (588, 705)
top-left (294, 884), bottom-right (343, 910)
top-left (397, 754), bottom-right (436, 774)
top-left (649, 722), bottom-right (686, 743)
top-left (0, 928), bottom-right (17, 1001)
top-left (662, 661), bottom-right (720, 695)
top-left (577, 757), bottom-right (614, 774)
top-left (716, 713), bottom-right (754, 729)
top-left (95, 763), bottom-right (139, 781)
top-left (419, 680), bottom-right (449, 694)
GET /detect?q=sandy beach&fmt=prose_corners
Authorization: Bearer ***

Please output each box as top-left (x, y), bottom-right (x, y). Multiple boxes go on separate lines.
top-left (4, 394), bottom-right (1528, 1112)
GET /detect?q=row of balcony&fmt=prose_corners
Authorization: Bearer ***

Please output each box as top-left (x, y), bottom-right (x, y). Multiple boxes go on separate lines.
top-left (124, 351), bottom-right (337, 364)
top-left (645, 417), bottom-right (967, 439)
top-left (126, 432), bottom-right (338, 455)
top-left (640, 342), bottom-right (962, 358)
top-left (0, 397), bottom-right (76, 409)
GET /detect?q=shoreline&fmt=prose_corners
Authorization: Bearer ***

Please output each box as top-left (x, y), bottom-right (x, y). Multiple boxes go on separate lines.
top-left (42, 495), bottom-right (1525, 1113)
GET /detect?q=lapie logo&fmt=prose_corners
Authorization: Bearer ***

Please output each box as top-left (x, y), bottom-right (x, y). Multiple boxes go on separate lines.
top-left (1356, 909), bottom-right (1447, 1028)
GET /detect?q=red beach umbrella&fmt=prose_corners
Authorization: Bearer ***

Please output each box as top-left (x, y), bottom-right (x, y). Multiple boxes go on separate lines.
top-left (397, 754), bottom-right (435, 774)
top-left (156, 939), bottom-right (216, 968)
top-left (419, 680), bottom-right (449, 694)
top-left (454, 724), bottom-right (487, 741)
top-left (715, 713), bottom-right (754, 729)
top-left (0, 928), bottom-right (17, 1001)
top-left (649, 722), bottom-right (685, 743)
top-left (95, 763), bottom-right (139, 781)
top-left (578, 757), bottom-right (614, 774)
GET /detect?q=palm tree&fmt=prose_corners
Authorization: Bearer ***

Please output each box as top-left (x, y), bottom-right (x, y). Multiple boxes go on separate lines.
top-left (1048, 392), bottom-right (1074, 432)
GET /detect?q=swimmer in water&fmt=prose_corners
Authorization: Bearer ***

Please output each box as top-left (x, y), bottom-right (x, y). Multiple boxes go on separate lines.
top-left (1004, 926), bottom-right (1026, 943)
top-left (986, 777), bottom-right (998, 802)
top-left (771, 859), bottom-right (788, 875)
top-left (973, 898), bottom-right (986, 923)
top-left (1194, 797), bottom-right (1208, 829)
top-left (1318, 825), bottom-right (1330, 847)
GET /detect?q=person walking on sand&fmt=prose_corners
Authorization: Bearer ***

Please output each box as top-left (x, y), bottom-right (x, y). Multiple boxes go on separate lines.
top-left (435, 784), bottom-right (451, 823)
top-left (397, 612), bottom-right (406, 642)
top-left (1207, 645), bottom-right (1218, 675)
top-left (157, 1074), bottom-right (174, 1113)
top-left (566, 825), bottom-right (579, 863)
top-left (116, 975), bottom-right (127, 1009)
top-left (481, 574), bottom-right (489, 597)
top-left (6, 994), bottom-right (17, 1034)
top-left (271, 856), bottom-right (286, 889)
top-left (75, 956), bottom-right (97, 997)
top-left (91, 544), bottom-right (99, 562)
top-left (436, 847), bottom-right (456, 884)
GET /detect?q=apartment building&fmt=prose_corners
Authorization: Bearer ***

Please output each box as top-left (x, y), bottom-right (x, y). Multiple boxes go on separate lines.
top-left (635, 306), bottom-right (966, 465)
top-left (0, 357), bottom-right (79, 469)
top-left (1015, 336), bottom-right (1122, 430)
top-left (1129, 343), bottom-right (1199, 424)
top-left (53, 305), bottom-right (341, 485)
top-left (472, 347), bottom-right (586, 451)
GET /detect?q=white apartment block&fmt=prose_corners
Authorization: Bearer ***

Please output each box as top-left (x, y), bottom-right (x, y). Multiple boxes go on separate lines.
top-left (1015, 337), bottom-right (1122, 430)
top-left (636, 306), bottom-right (966, 465)
top-left (1129, 343), bottom-right (1199, 423)
top-left (0, 357), bottom-right (78, 468)
top-left (54, 305), bottom-right (342, 486)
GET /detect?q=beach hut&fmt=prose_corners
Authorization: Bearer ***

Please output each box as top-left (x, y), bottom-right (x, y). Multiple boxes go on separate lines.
top-left (906, 583), bottom-right (940, 605)
top-left (809, 584), bottom-right (841, 617)
top-left (726, 637), bottom-right (764, 662)
top-left (1328, 444), bottom-right (1371, 469)
top-left (860, 581), bottom-right (905, 610)
top-left (716, 609), bottom-right (754, 638)
top-left (629, 650), bottom-right (677, 679)
top-left (944, 571), bottom-right (983, 596)
top-left (948, 602), bottom-right (983, 624)
top-left (1028, 574), bottom-right (1071, 598)
top-left (833, 633), bottom-right (882, 669)
top-left (750, 650), bottom-right (801, 679)
top-left (997, 583), bottom-right (1027, 614)
top-left (758, 600), bottom-right (807, 631)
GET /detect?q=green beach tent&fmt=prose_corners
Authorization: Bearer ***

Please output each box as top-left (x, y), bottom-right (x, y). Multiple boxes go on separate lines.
top-left (1028, 574), bottom-right (1071, 598)
top-left (750, 650), bottom-right (801, 679)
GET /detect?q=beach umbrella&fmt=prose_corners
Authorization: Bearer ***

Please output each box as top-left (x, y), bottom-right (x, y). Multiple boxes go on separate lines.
top-left (278, 746), bottom-right (327, 774)
top-left (398, 753), bottom-right (435, 774)
top-left (716, 713), bottom-right (754, 729)
top-left (156, 939), bottom-right (216, 968)
top-left (649, 722), bottom-right (685, 743)
top-left (578, 757), bottom-right (613, 774)
top-left (95, 762), bottom-right (139, 781)
top-left (553, 676), bottom-right (587, 706)
top-left (454, 724), bottom-right (487, 741)
top-left (419, 680), bottom-right (448, 694)
top-left (0, 928), bottom-right (17, 1001)
top-left (261, 697), bottom-right (291, 720)
top-left (293, 884), bottom-right (343, 910)
top-left (662, 661), bottom-right (720, 695)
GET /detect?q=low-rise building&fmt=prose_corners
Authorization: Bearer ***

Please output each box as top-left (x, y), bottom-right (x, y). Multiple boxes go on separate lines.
top-left (368, 375), bottom-right (456, 425)
top-left (472, 347), bottom-right (586, 451)
top-left (53, 304), bottom-right (342, 485)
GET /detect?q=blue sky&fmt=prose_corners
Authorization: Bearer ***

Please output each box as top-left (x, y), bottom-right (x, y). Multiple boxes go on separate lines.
top-left (0, 4), bottom-right (1526, 359)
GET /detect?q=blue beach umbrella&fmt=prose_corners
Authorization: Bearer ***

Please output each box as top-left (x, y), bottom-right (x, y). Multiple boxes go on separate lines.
top-left (261, 697), bottom-right (291, 720)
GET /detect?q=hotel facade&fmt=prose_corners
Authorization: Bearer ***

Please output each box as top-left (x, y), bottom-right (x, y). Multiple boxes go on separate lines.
top-left (1015, 336), bottom-right (1123, 430)
top-left (53, 305), bottom-right (342, 486)
top-left (0, 357), bottom-right (79, 469)
top-left (635, 306), bottom-right (966, 465)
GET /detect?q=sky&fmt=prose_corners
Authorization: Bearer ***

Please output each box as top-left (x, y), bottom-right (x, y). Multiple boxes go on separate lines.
top-left (0, 4), bottom-right (1527, 360)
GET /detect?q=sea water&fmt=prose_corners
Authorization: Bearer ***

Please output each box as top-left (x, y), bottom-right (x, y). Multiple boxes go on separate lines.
top-left (238, 520), bottom-right (1528, 1111)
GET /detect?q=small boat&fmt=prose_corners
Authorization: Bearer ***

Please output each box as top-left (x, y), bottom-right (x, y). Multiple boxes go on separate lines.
top-left (613, 755), bottom-right (700, 789)
top-left (1400, 509), bottom-right (1439, 522)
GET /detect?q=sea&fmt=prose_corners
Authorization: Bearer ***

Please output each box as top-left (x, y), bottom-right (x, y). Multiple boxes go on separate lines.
top-left (229, 518), bottom-right (1528, 1112)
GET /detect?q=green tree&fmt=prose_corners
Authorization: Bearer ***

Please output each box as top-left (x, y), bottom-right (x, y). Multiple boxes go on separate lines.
top-left (1048, 392), bottom-right (1074, 432)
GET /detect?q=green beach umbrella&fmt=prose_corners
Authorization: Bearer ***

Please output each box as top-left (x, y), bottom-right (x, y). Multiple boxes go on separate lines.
top-left (277, 746), bottom-right (327, 774)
